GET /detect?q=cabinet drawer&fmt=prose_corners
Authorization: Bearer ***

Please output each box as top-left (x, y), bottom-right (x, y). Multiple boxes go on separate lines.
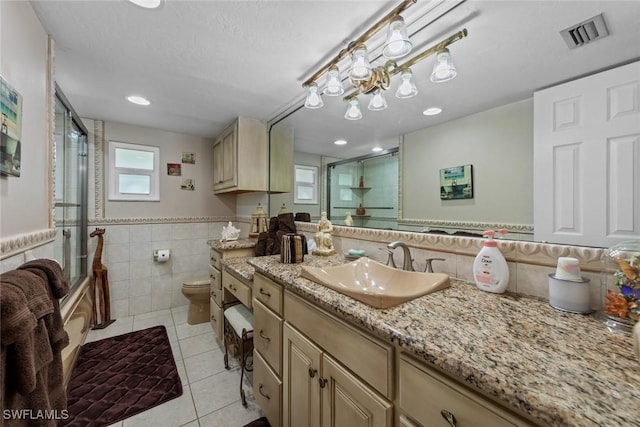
top-left (253, 299), bottom-right (283, 376)
top-left (254, 273), bottom-right (283, 315)
top-left (209, 298), bottom-right (223, 340)
top-left (210, 285), bottom-right (223, 306)
top-left (223, 271), bottom-right (252, 308)
top-left (284, 291), bottom-right (393, 399)
top-left (209, 265), bottom-right (221, 290)
top-left (253, 350), bottom-right (282, 427)
top-left (399, 353), bottom-right (525, 427)
top-left (210, 249), bottom-right (221, 270)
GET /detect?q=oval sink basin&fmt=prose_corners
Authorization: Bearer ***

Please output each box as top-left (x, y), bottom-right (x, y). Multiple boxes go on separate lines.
top-left (300, 257), bottom-right (450, 309)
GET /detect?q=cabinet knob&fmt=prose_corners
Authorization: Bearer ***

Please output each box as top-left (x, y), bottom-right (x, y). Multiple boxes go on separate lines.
top-left (258, 384), bottom-right (270, 400)
top-left (318, 377), bottom-right (327, 388)
top-left (308, 367), bottom-right (317, 378)
top-left (440, 410), bottom-right (457, 427)
top-left (210, 316), bottom-right (216, 322)
top-left (259, 329), bottom-right (271, 342)
top-left (259, 288), bottom-right (271, 297)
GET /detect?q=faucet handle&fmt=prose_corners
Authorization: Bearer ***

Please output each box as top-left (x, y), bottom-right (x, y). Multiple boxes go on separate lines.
top-left (380, 248), bottom-right (397, 269)
top-left (424, 258), bottom-right (446, 273)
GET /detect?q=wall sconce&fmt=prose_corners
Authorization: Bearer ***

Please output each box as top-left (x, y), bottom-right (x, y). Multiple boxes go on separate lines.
top-left (303, 0), bottom-right (468, 120)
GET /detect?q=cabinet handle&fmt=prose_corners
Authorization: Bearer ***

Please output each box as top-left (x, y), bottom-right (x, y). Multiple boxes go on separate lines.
top-left (318, 377), bottom-right (327, 388)
top-left (259, 329), bottom-right (271, 342)
top-left (210, 316), bottom-right (216, 322)
top-left (229, 284), bottom-right (236, 291)
top-left (258, 384), bottom-right (270, 400)
top-left (259, 288), bottom-right (271, 297)
top-left (440, 410), bottom-right (457, 427)
top-left (308, 367), bottom-right (317, 378)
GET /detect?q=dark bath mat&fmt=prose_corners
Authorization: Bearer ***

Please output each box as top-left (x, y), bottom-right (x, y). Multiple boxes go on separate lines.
top-left (61, 325), bottom-right (182, 426)
top-left (244, 416), bottom-right (271, 427)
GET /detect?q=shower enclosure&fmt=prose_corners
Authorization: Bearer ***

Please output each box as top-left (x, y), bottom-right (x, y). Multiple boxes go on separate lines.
top-left (327, 149), bottom-right (399, 229)
top-left (54, 86), bottom-right (88, 295)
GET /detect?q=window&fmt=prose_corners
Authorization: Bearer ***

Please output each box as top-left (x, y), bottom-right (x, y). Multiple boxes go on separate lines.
top-left (108, 141), bottom-right (160, 201)
top-left (294, 165), bottom-right (318, 204)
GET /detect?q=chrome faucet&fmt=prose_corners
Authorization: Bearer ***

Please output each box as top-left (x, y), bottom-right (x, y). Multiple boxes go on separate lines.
top-left (386, 241), bottom-right (414, 271)
top-left (380, 248), bottom-right (397, 269)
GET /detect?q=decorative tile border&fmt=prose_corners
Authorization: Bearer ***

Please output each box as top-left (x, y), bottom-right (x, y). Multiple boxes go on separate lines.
top-left (89, 216), bottom-right (240, 226)
top-left (398, 218), bottom-right (534, 235)
top-left (296, 222), bottom-right (604, 271)
top-left (0, 229), bottom-right (57, 260)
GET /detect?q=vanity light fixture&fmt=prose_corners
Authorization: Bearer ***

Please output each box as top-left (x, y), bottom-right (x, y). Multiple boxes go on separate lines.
top-left (128, 0), bottom-right (162, 9)
top-left (126, 95), bottom-right (151, 106)
top-left (302, 0), bottom-right (468, 120)
top-left (423, 107), bottom-right (443, 116)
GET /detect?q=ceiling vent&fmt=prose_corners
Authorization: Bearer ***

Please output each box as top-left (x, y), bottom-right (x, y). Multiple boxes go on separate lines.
top-left (560, 13), bottom-right (609, 49)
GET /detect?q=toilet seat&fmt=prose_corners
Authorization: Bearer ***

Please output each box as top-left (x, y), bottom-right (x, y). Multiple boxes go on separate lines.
top-left (183, 278), bottom-right (210, 288)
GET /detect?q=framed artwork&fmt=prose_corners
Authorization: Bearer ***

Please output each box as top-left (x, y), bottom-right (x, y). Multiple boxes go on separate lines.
top-left (167, 163), bottom-right (181, 176)
top-left (182, 152), bottom-right (195, 164)
top-left (440, 164), bottom-right (473, 200)
top-left (1, 76), bottom-right (23, 177)
top-left (181, 178), bottom-right (195, 191)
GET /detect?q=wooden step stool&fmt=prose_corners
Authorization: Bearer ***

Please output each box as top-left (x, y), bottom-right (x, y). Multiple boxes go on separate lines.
top-left (223, 303), bottom-right (254, 406)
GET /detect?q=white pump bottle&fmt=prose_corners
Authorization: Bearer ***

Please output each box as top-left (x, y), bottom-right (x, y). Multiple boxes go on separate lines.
top-left (473, 229), bottom-right (509, 293)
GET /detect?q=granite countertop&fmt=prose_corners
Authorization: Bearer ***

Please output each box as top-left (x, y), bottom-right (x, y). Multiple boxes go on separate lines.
top-left (243, 254), bottom-right (639, 427)
top-left (220, 256), bottom-right (255, 282)
top-left (207, 238), bottom-right (256, 251)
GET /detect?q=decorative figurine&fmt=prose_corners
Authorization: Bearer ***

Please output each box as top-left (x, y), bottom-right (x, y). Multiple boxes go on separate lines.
top-left (221, 221), bottom-right (241, 241)
top-left (345, 211), bottom-right (354, 226)
top-left (313, 211), bottom-right (336, 256)
top-left (90, 228), bottom-right (115, 329)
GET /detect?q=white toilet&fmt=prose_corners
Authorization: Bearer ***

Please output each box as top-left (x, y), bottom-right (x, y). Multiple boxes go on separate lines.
top-left (181, 277), bottom-right (211, 325)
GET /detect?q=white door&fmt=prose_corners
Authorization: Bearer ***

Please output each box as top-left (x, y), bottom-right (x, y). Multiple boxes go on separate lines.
top-left (534, 60), bottom-right (640, 247)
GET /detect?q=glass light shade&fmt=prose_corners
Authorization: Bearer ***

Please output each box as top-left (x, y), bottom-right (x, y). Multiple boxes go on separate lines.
top-left (325, 66), bottom-right (344, 96)
top-left (430, 48), bottom-right (457, 83)
top-left (304, 83), bottom-right (324, 109)
top-left (349, 45), bottom-right (373, 81)
top-left (344, 99), bottom-right (363, 120)
top-left (395, 69), bottom-right (418, 98)
top-left (382, 16), bottom-right (412, 59)
top-left (368, 90), bottom-right (388, 111)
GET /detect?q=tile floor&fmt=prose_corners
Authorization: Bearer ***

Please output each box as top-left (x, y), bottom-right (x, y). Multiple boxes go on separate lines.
top-left (85, 305), bottom-right (264, 427)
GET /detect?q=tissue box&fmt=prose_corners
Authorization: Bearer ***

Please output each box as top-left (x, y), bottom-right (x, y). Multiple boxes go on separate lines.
top-left (280, 234), bottom-right (308, 264)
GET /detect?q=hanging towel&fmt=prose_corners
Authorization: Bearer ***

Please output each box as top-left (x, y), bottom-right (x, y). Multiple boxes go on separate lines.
top-left (18, 259), bottom-right (69, 298)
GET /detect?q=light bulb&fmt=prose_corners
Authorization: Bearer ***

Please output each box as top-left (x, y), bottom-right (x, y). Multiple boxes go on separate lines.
top-left (430, 49), bottom-right (457, 83)
top-left (382, 16), bottom-right (412, 59)
top-left (304, 83), bottom-right (324, 109)
top-left (368, 90), bottom-right (388, 111)
top-left (344, 99), bottom-right (363, 120)
top-left (325, 66), bottom-right (344, 96)
top-left (349, 45), bottom-right (373, 81)
top-left (395, 69), bottom-right (418, 99)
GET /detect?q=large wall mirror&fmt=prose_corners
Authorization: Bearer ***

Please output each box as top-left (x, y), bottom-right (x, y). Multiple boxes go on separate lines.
top-left (267, 1), bottom-right (640, 246)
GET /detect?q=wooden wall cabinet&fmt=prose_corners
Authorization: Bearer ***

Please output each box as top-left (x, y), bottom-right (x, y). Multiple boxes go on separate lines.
top-left (213, 117), bottom-right (267, 193)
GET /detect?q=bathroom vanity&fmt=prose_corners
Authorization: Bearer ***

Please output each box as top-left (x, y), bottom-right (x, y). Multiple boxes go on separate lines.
top-left (207, 239), bottom-right (255, 339)
top-left (238, 254), bottom-right (639, 427)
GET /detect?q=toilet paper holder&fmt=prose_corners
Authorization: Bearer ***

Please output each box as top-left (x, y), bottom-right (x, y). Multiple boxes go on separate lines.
top-left (153, 249), bottom-right (171, 263)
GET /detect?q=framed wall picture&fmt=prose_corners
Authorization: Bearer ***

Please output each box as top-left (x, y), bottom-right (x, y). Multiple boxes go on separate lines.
top-left (440, 164), bottom-right (473, 200)
top-left (1, 76), bottom-right (23, 177)
top-left (167, 163), bottom-right (181, 176)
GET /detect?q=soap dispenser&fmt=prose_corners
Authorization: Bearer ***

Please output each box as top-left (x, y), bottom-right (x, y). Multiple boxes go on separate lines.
top-left (473, 229), bottom-right (509, 293)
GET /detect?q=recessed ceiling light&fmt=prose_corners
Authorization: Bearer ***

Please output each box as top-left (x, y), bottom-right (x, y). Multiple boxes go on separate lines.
top-left (128, 0), bottom-right (163, 9)
top-left (372, 147), bottom-right (383, 152)
top-left (334, 139), bottom-right (347, 146)
top-left (423, 107), bottom-right (443, 116)
top-left (126, 95), bottom-right (151, 106)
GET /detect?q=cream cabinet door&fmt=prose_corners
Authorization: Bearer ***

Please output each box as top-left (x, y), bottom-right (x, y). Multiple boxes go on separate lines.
top-left (213, 125), bottom-right (237, 191)
top-left (283, 323), bottom-right (321, 427)
top-left (321, 354), bottom-right (392, 427)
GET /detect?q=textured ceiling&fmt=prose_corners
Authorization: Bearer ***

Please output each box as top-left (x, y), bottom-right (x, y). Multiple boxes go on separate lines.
top-left (31, 1), bottom-right (640, 158)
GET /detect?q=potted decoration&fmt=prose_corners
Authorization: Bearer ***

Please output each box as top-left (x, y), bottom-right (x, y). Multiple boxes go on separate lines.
top-left (603, 240), bottom-right (640, 330)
